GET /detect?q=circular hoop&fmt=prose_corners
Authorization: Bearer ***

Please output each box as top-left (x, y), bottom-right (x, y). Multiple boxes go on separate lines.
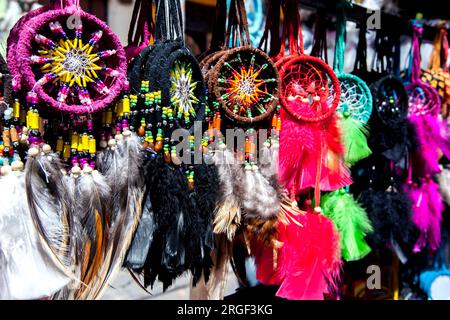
top-left (370, 75), bottom-right (408, 127)
top-left (279, 54), bottom-right (340, 122)
top-left (7, 5), bottom-right (49, 92)
top-left (336, 72), bottom-right (373, 124)
top-left (211, 46), bottom-right (280, 124)
top-left (160, 47), bottom-right (206, 129)
top-left (406, 80), bottom-right (441, 116)
top-left (17, 8), bottom-right (127, 114)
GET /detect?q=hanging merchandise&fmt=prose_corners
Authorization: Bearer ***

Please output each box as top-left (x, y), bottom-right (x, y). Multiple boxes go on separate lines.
top-left (403, 24), bottom-right (446, 253)
top-left (353, 23), bottom-right (419, 260)
top-left (250, 0), bottom-right (342, 300)
top-left (332, 1), bottom-right (372, 165)
top-left (124, 0), bottom-right (219, 291)
top-left (15, 0), bottom-right (127, 114)
top-left (124, 0), bottom-right (154, 62)
top-left (278, 4), bottom-right (351, 197)
top-left (438, 165), bottom-right (450, 205)
top-left (421, 22), bottom-right (450, 117)
top-left (318, 1), bottom-right (374, 263)
top-left (203, 0), bottom-right (281, 241)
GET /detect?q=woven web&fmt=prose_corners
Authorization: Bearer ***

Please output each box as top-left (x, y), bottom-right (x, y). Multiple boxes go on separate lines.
top-left (375, 80), bottom-right (406, 124)
top-left (334, 75), bottom-right (372, 124)
top-left (281, 60), bottom-right (337, 119)
top-left (407, 84), bottom-right (436, 116)
top-left (216, 51), bottom-right (277, 120)
top-left (30, 18), bottom-right (119, 106)
top-left (170, 58), bottom-right (201, 126)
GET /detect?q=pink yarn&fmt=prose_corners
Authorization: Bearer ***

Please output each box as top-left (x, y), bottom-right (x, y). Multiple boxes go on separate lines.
top-left (16, 6), bottom-right (127, 114)
top-left (6, 5), bottom-right (49, 92)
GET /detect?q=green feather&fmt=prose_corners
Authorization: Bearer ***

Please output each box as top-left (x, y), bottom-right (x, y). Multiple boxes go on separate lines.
top-left (322, 189), bottom-right (373, 261)
top-left (340, 114), bottom-right (372, 165)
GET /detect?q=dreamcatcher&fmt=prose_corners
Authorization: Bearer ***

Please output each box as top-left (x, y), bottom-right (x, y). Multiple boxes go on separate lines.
top-left (14, 0), bottom-right (127, 114)
top-left (403, 24), bottom-right (445, 252)
top-left (201, 0), bottom-right (281, 239)
top-left (315, 1), bottom-right (374, 263)
top-left (353, 23), bottom-right (419, 259)
top-left (249, 0), bottom-right (342, 300)
top-left (124, 0), bottom-right (219, 292)
top-left (277, 1), bottom-right (350, 197)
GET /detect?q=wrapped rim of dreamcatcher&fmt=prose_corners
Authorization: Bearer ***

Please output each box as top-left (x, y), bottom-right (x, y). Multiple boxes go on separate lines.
top-left (1, 54), bottom-right (12, 111)
top-left (7, 5), bottom-right (49, 92)
top-left (406, 81), bottom-right (441, 116)
top-left (279, 54), bottom-right (341, 122)
top-left (331, 1), bottom-right (372, 124)
top-left (158, 47), bottom-right (206, 129)
top-left (208, 0), bottom-right (280, 124)
top-left (335, 73), bottom-right (373, 124)
top-left (142, 0), bottom-right (205, 130)
top-left (16, 6), bottom-right (127, 114)
top-left (211, 45), bottom-right (280, 124)
top-left (370, 75), bottom-right (408, 127)
top-left (127, 45), bottom-right (154, 93)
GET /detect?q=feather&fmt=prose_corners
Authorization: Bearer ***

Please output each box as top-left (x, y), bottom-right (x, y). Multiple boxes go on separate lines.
top-left (340, 115), bottom-right (372, 165)
top-left (192, 160), bottom-right (220, 284)
top-left (24, 146), bottom-right (74, 274)
top-left (279, 107), bottom-right (351, 193)
top-left (70, 163), bottom-right (111, 299)
top-left (0, 169), bottom-right (71, 299)
top-left (86, 131), bottom-right (145, 299)
top-left (321, 189), bottom-right (373, 261)
top-left (253, 199), bottom-right (342, 300)
top-left (212, 143), bottom-right (242, 241)
top-left (359, 187), bottom-right (418, 252)
top-left (124, 149), bottom-right (160, 269)
top-left (190, 234), bottom-right (231, 300)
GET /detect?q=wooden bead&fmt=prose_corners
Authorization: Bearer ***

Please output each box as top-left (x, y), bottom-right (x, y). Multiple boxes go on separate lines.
top-left (154, 140), bottom-right (163, 152)
top-left (28, 147), bottom-right (39, 157)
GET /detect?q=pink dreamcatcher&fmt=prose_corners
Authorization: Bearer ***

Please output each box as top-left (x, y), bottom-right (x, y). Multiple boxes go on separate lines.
top-left (13, 0), bottom-right (126, 114)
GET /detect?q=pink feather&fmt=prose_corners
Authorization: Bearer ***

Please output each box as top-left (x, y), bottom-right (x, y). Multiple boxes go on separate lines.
top-left (253, 208), bottom-right (342, 300)
top-left (279, 102), bottom-right (351, 193)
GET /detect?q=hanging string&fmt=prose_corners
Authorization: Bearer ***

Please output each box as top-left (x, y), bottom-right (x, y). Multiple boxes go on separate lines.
top-left (333, 1), bottom-right (351, 74)
top-left (411, 24), bottom-right (423, 82)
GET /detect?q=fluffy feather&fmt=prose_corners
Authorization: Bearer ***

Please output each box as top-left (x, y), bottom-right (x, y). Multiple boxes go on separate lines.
top-left (212, 143), bottom-right (242, 241)
top-left (24, 146), bottom-right (74, 273)
top-left (340, 115), bottom-right (372, 165)
top-left (279, 107), bottom-right (351, 193)
top-left (321, 189), bottom-right (373, 261)
top-left (87, 132), bottom-right (145, 299)
top-left (0, 170), bottom-right (71, 299)
top-left (253, 200), bottom-right (342, 300)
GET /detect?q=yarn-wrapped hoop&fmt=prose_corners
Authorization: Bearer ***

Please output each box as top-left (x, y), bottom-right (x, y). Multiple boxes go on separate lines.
top-left (370, 75), bottom-right (408, 127)
top-left (160, 48), bottom-right (206, 129)
top-left (1, 53), bottom-right (12, 109)
top-left (7, 5), bottom-right (49, 92)
top-left (279, 55), bottom-right (340, 122)
top-left (406, 81), bottom-right (441, 116)
top-left (211, 46), bottom-right (279, 124)
top-left (17, 7), bottom-right (127, 114)
top-left (336, 73), bottom-right (372, 124)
